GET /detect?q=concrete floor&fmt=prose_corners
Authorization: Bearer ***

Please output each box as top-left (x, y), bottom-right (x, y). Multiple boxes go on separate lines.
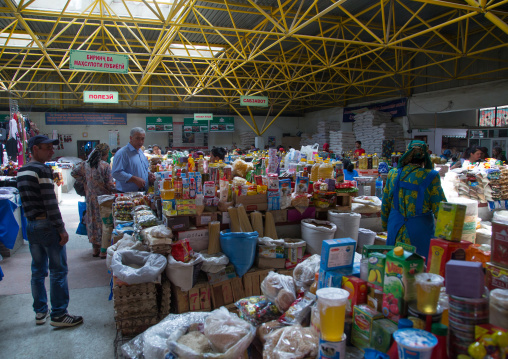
top-left (0, 190), bottom-right (117, 359)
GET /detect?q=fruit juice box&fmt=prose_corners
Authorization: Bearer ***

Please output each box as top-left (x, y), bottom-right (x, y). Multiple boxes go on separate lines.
top-left (382, 247), bottom-right (425, 322)
top-left (318, 264), bottom-right (360, 289)
top-left (434, 202), bottom-right (467, 242)
top-left (342, 276), bottom-right (368, 309)
top-left (427, 238), bottom-right (472, 280)
top-left (320, 238), bottom-right (357, 271)
top-left (367, 253), bottom-right (386, 312)
top-left (351, 304), bottom-right (384, 350)
top-left (370, 318), bottom-right (398, 353)
top-left (361, 245), bottom-right (394, 258)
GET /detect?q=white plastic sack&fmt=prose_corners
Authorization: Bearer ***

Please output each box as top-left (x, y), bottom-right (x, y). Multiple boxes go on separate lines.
top-left (200, 252), bottom-right (229, 274)
top-left (327, 211), bottom-right (361, 241)
top-left (357, 228), bottom-right (376, 254)
top-left (165, 253), bottom-right (204, 291)
top-left (352, 196), bottom-right (382, 207)
top-left (167, 307), bottom-right (255, 359)
top-left (263, 324), bottom-right (319, 359)
top-left (260, 271), bottom-right (297, 312)
top-left (106, 234), bottom-right (147, 270)
top-left (111, 249), bottom-right (167, 285)
top-left (301, 219), bottom-right (336, 255)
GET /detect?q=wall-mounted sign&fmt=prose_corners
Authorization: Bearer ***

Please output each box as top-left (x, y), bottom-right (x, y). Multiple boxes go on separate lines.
top-left (194, 113), bottom-right (213, 121)
top-left (83, 91), bottom-right (119, 103)
top-left (146, 116), bottom-right (173, 132)
top-left (210, 116), bottom-right (234, 132)
top-left (183, 118), bottom-right (208, 133)
top-left (70, 50), bottom-right (129, 74)
top-left (45, 112), bottom-right (127, 125)
top-left (240, 95), bottom-right (269, 107)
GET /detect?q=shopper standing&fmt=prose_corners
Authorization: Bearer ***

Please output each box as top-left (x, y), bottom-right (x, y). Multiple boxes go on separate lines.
top-left (72, 143), bottom-right (116, 258)
top-left (112, 127), bottom-right (155, 192)
top-left (16, 135), bottom-right (83, 327)
top-left (354, 141), bottom-right (365, 157)
top-left (381, 140), bottom-right (446, 258)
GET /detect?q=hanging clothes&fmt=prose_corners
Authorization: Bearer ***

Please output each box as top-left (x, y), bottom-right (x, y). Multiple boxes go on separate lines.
top-left (5, 137), bottom-right (17, 160)
top-left (9, 118), bottom-right (18, 139)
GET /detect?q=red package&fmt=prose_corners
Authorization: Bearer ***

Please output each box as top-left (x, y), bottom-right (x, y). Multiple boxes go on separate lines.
top-left (171, 238), bottom-right (193, 262)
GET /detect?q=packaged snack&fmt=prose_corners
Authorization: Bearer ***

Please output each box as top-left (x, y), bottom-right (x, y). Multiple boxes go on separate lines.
top-left (235, 296), bottom-right (281, 325)
top-left (171, 238), bottom-right (194, 263)
top-left (278, 291), bottom-right (316, 325)
top-left (295, 176), bottom-right (309, 194)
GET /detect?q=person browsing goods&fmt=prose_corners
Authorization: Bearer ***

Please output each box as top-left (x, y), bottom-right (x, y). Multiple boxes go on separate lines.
top-left (112, 127), bottom-right (155, 192)
top-left (354, 141), bottom-right (365, 157)
top-left (16, 135), bottom-right (83, 327)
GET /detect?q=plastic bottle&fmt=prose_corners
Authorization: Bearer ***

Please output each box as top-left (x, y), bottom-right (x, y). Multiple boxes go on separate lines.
top-left (367, 154), bottom-right (373, 169)
top-left (372, 153), bottom-right (379, 168)
top-left (197, 156), bottom-right (205, 174)
top-left (217, 160), bottom-right (225, 179)
top-left (376, 176), bottom-right (383, 199)
top-left (318, 159), bottom-right (334, 180)
top-left (297, 158), bottom-right (307, 173)
top-left (188, 156), bottom-right (195, 173)
top-left (309, 272), bottom-right (319, 295)
top-left (311, 159), bottom-right (321, 182)
top-left (388, 319), bottom-right (414, 359)
top-left (431, 323), bottom-right (449, 359)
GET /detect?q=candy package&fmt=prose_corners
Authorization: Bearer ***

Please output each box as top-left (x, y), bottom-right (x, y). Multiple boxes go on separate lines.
top-left (278, 292), bottom-right (316, 326)
top-left (171, 238), bottom-right (194, 263)
top-left (235, 296), bottom-right (281, 326)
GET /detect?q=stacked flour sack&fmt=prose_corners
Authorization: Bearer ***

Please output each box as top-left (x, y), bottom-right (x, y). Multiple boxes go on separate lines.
top-left (329, 131), bottom-right (355, 155)
top-left (240, 132), bottom-right (256, 148)
top-left (353, 110), bottom-right (404, 154)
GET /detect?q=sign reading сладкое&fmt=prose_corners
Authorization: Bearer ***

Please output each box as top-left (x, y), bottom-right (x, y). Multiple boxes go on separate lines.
top-left (70, 50), bottom-right (129, 74)
top-left (240, 95), bottom-right (268, 107)
top-left (83, 91), bottom-right (119, 104)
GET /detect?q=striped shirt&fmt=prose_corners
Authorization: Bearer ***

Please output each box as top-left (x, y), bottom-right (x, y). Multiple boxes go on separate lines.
top-left (16, 161), bottom-right (65, 233)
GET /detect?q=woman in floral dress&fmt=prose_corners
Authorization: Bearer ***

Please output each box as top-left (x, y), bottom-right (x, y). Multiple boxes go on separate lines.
top-left (72, 143), bottom-right (116, 258)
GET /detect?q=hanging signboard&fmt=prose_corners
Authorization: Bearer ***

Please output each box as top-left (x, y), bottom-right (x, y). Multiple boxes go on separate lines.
top-left (45, 112), bottom-right (127, 125)
top-left (210, 116), bottom-right (234, 132)
top-left (343, 98), bottom-right (408, 122)
top-left (240, 95), bottom-right (269, 107)
top-left (69, 50), bottom-right (129, 74)
top-left (83, 91), bottom-right (119, 104)
top-left (146, 116), bottom-right (173, 132)
top-left (194, 113), bottom-right (213, 121)
top-left (183, 118), bottom-right (208, 133)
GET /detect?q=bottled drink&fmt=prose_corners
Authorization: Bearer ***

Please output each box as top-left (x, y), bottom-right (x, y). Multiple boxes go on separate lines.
top-left (309, 272), bottom-right (319, 295)
top-left (311, 159), bottom-right (321, 182)
top-left (367, 154), bottom-right (373, 169)
top-left (431, 323), bottom-right (449, 359)
top-left (197, 156), bottom-right (205, 174)
top-left (318, 159), bottom-right (334, 180)
top-left (297, 158), bottom-right (307, 173)
top-left (373, 153), bottom-right (379, 168)
top-left (376, 176), bottom-right (383, 199)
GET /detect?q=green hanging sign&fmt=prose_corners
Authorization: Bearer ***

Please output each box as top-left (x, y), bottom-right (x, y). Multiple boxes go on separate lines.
top-left (183, 117), bottom-right (208, 133)
top-left (146, 116), bottom-right (173, 132)
top-left (210, 116), bottom-right (234, 132)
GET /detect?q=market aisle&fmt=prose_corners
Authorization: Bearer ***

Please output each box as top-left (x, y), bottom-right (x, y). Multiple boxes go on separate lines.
top-left (0, 190), bottom-right (117, 358)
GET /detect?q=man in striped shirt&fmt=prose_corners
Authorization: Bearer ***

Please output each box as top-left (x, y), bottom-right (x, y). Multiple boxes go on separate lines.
top-left (17, 135), bottom-right (83, 328)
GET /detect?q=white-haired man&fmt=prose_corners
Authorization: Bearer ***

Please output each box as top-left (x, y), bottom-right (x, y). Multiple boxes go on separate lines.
top-left (112, 127), bottom-right (155, 192)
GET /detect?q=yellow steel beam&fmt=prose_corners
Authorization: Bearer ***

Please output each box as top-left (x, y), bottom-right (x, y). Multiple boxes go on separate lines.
top-left (260, 100), bottom-right (292, 135)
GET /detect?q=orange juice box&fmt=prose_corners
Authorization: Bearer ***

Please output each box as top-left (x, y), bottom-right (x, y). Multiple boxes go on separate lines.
top-left (351, 304), bottom-right (383, 350)
top-left (382, 247), bottom-right (424, 322)
top-left (427, 238), bottom-right (472, 280)
top-left (342, 276), bottom-right (368, 309)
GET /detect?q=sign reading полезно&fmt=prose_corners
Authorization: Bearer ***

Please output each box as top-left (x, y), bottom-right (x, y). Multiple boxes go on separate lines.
top-left (83, 91), bottom-right (119, 103)
top-left (146, 116), bottom-right (173, 132)
top-left (240, 95), bottom-right (269, 107)
top-left (70, 50), bottom-right (129, 74)
top-left (194, 113), bottom-right (213, 121)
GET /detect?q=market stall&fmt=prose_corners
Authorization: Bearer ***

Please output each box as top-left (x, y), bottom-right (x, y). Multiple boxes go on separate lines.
top-left (101, 147), bottom-right (507, 359)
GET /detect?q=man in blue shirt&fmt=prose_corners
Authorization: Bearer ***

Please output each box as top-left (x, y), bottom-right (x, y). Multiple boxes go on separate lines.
top-left (112, 127), bottom-right (155, 192)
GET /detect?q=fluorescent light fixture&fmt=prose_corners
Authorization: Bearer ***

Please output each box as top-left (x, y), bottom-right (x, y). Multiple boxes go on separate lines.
top-left (0, 33), bottom-right (36, 47)
top-left (167, 44), bottom-right (224, 58)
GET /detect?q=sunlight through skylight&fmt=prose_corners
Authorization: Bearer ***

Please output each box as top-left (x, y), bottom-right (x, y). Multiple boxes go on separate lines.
top-left (167, 44), bottom-right (224, 59)
top-left (0, 33), bottom-right (35, 47)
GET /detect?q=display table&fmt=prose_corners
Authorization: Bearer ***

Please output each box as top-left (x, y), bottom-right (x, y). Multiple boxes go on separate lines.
top-left (0, 188), bottom-right (27, 257)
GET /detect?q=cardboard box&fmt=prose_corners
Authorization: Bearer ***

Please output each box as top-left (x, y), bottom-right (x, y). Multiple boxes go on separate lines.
top-left (284, 239), bottom-right (306, 267)
top-left (243, 268), bottom-right (272, 297)
top-left (435, 202), bottom-right (467, 242)
top-left (320, 238), bottom-right (357, 270)
top-left (269, 209), bottom-right (288, 223)
top-left (446, 260), bottom-right (484, 298)
top-left (491, 221), bottom-right (508, 268)
top-left (210, 277), bottom-right (245, 308)
top-left (170, 282), bottom-right (211, 314)
top-left (362, 245), bottom-right (395, 258)
top-left (370, 318), bottom-right (398, 353)
top-left (486, 262), bottom-right (508, 290)
top-left (342, 276), bottom-right (368, 308)
top-left (220, 212), bottom-right (230, 224)
top-left (427, 238), bottom-right (472, 279)
top-left (192, 212), bottom-right (218, 227)
top-left (382, 248), bottom-right (425, 322)
top-left (177, 227), bottom-right (209, 252)
top-left (258, 244), bottom-right (285, 259)
top-left (234, 193), bottom-right (268, 212)
top-left (352, 305), bottom-right (383, 350)
top-left (319, 263), bottom-right (361, 289)
top-left (287, 207), bottom-right (316, 222)
top-left (256, 257), bottom-right (286, 269)
top-left (207, 264), bottom-right (237, 285)
top-left (165, 215), bottom-right (190, 231)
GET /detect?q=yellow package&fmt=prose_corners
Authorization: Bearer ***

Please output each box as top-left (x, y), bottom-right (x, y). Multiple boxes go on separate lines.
top-left (435, 202), bottom-right (467, 242)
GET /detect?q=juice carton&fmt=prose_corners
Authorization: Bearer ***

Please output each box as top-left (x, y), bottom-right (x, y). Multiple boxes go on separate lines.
top-left (427, 238), bottom-right (472, 279)
top-left (351, 304), bottom-right (383, 350)
top-left (370, 318), bottom-right (398, 353)
top-left (491, 220), bottom-right (508, 268)
top-left (367, 253), bottom-right (386, 312)
top-left (320, 238), bottom-right (357, 271)
top-left (434, 202), bottom-right (467, 242)
top-left (342, 276), bottom-right (368, 309)
top-left (319, 264), bottom-right (360, 289)
top-left (361, 245), bottom-right (395, 258)
top-left (382, 247), bottom-right (424, 322)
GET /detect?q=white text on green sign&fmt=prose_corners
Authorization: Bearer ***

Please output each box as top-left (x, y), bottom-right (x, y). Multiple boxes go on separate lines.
top-left (194, 113), bottom-right (213, 121)
top-left (240, 95), bottom-right (268, 107)
top-left (70, 50), bottom-right (129, 74)
top-left (146, 116), bottom-right (173, 132)
top-left (83, 91), bottom-right (119, 104)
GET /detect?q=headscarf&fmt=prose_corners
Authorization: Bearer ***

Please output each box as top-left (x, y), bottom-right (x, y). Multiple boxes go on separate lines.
top-left (87, 143), bottom-right (110, 169)
top-left (323, 143), bottom-right (330, 152)
top-left (397, 140), bottom-right (433, 169)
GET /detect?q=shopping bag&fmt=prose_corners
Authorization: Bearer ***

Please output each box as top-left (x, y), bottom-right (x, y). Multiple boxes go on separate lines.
top-left (76, 201), bottom-right (87, 236)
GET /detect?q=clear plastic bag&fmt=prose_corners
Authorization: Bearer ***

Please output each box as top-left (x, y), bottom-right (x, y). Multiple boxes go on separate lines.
top-left (260, 271), bottom-right (296, 312)
top-left (293, 254), bottom-right (321, 293)
top-left (111, 249), bottom-right (167, 285)
top-left (106, 234), bottom-right (147, 270)
top-left (235, 296), bottom-right (281, 325)
top-left (263, 324), bottom-right (319, 359)
top-left (167, 307), bottom-right (255, 359)
top-left (200, 252), bottom-right (229, 274)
